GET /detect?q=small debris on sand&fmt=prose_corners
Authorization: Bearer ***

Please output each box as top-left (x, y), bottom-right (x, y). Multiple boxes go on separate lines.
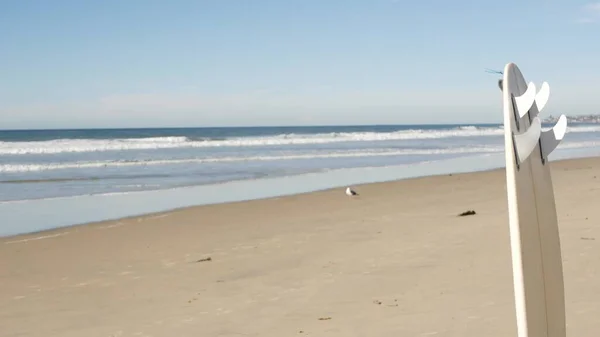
top-left (458, 210), bottom-right (476, 217)
top-left (196, 257), bottom-right (212, 263)
top-left (318, 317), bottom-right (332, 321)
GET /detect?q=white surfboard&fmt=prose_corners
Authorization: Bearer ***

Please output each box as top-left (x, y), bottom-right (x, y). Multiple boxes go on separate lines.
top-left (501, 63), bottom-right (567, 337)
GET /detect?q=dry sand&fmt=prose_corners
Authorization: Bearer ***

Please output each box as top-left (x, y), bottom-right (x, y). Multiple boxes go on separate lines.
top-left (2, 157), bottom-right (600, 337)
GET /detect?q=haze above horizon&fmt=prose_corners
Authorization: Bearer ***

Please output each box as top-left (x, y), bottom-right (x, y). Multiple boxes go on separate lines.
top-left (1, 0), bottom-right (600, 130)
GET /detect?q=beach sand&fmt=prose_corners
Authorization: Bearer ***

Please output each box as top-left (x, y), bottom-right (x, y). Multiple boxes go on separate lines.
top-left (2, 157), bottom-right (600, 337)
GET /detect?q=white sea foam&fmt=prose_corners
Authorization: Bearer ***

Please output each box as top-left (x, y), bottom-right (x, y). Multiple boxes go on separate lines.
top-left (0, 147), bottom-right (504, 173)
top-left (0, 127), bottom-right (508, 155)
top-left (3, 125), bottom-right (598, 155)
top-left (3, 138), bottom-right (598, 174)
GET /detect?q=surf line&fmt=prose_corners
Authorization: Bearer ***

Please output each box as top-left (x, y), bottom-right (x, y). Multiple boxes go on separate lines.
top-left (500, 63), bottom-right (568, 337)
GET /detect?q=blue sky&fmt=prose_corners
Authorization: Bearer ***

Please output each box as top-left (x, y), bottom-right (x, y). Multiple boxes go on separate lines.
top-left (1, 0), bottom-right (599, 129)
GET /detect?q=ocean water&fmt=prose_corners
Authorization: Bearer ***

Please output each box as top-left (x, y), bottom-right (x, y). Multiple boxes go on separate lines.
top-left (2, 123), bottom-right (600, 203)
top-left (1, 123), bottom-right (600, 236)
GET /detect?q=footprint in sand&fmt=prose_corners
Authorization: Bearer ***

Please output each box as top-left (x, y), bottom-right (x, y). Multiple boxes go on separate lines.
top-left (161, 260), bottom-right (177, 267)
top-left (216, 308), bottom-right (233, 315)
top-left (71, 279), bottom-right (101, 288)
top-left (27, 285), bottom-right (43, 293)
top-left (231, 244), bottom-right (259, 251)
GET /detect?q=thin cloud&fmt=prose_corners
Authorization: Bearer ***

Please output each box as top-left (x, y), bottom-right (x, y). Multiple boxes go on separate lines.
top-left (585, 2), bottom-right (600, 11)
top-left (577, 2), bottom-right (600, 23)
top-left (577, 17), bottom-right (595, 24)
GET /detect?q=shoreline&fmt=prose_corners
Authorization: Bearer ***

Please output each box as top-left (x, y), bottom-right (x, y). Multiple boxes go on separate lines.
top-left (0, 167), bottom-right (499, 242)
top-left (1, 154), bottom-right (596, 241)
top-left (2, 153), bottom-right (505, 238)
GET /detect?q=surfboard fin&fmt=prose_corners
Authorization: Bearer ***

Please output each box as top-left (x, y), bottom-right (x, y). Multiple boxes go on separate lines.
top-left (513, 117), bottom-right (542, 165)
top-left (540, 114), bottom-right (568, 160)
top-left (535, 82), bottom-right (550, 112)
top-left (513, 82), bottom-right (536, 119)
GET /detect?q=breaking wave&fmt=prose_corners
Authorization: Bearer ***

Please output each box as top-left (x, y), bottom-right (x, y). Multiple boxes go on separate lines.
top-left (3, 138), bottom-right (598, 174)
top-left (0, 147), bottom-right (504, 173)
top-left (0, 126), bottom-right (509, 155)
top-left (3, 125), bottom-right (598, 156)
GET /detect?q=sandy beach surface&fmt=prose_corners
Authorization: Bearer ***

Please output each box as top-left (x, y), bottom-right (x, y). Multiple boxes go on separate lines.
top-left (2, 157), bottom-right (600, 337)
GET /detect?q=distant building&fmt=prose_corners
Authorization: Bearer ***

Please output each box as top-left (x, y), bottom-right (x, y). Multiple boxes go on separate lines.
top-left (542, 114), bottom-right (600, 124)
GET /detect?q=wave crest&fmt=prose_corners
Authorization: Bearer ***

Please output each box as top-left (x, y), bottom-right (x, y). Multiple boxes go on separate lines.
top-left (0, 147), bottom-right (505, 173)
top-left (1, 125), bottom-right (598, 155)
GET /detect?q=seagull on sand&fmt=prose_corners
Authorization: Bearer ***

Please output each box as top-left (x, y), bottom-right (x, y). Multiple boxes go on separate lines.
top-left (345, 187), bottom-right (358, 196)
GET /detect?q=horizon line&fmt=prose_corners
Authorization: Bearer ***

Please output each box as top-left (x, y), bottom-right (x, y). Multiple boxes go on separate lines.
top-left (0, 121), bottom-right (505, 132)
